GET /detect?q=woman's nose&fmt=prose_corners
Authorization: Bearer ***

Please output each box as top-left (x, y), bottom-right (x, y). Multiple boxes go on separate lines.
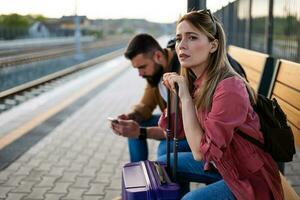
top-left (177, 38), bottom-right (187, 50)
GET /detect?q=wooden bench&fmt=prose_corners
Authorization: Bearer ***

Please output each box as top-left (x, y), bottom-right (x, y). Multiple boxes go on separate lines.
top-left (228, 45), bottom-right (275, 96)
top-left (268, 59), bottom-right (300, 148)
top-left (228, 48), bottom-right (300, 198)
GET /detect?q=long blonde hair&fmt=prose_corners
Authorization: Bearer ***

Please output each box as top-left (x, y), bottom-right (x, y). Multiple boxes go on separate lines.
top-left (178, 10), bottom-right (256, 111)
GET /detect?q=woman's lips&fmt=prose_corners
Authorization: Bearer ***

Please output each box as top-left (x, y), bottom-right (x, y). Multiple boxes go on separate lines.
top-left (179, 53), bottom-right (190, 60)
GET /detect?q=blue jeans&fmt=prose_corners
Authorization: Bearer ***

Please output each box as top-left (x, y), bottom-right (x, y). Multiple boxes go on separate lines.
top-left (128, 115), bottom-right (191, 162)
top-left (182, 180), bottom-right (235, 200)
top-left (157, 152), bottom-right (235, 199)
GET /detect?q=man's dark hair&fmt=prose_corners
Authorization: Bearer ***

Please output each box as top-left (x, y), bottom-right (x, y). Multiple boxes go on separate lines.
top-left (124, 34), bottom-right (164, 59)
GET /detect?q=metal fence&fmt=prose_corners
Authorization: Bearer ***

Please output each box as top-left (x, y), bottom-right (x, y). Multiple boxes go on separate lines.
top-left (215, 0), bottom-right (300, 63)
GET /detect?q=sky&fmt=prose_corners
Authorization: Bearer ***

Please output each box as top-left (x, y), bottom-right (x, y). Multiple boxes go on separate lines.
top-left (0, 0), bottom-right (234, 23)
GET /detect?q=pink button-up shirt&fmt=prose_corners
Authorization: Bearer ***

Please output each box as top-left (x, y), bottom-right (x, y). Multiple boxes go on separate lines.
top-left (197, 76), bottom-right (283, 200)
top-left (160, 75), bottom-right (284, 200)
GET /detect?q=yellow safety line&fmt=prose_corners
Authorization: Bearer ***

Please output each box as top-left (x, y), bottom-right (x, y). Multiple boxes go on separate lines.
top-left (0, 63), bottom-right (129, 150)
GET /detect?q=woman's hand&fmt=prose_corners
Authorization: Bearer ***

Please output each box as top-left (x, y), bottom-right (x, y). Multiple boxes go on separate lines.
top-left (163, 72), bottom-right (191, 101)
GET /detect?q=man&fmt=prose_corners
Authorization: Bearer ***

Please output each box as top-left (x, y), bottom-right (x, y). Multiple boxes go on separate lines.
top-left (110, 33), bottom-right (190, 162)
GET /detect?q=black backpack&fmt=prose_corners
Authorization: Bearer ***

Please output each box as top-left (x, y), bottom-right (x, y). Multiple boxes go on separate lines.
top-left (237, 94), bottom-right (296, 162)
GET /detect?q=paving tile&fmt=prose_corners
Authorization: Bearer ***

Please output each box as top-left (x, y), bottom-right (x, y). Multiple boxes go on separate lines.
top-left (106, 178), bottom-right (121, 190)
top-left (44, 193), bottom-right (66, 200)
top-left (48, 167), bottom-right (65, 177)
top-left (6, 193), bottom-right (28, 200)
top-left (36, 176), bottom-right (58, 188)
top-left (293, 186), bottom-right (300, 196)
top-left (11, 181), bottom-right (36, 193)
top-left (93, 174), bottom-right (111, 184)
top-left (2, 175), bottom-right (26, 187)
top-left (24, 187), bottom-right (51, 199)
top-left (27, 158), bottom-right (44, 167)
top-left (80, 168), bottom-right (98, 177)
top-left (14, 166), bottom-right (32, 176)
top-left (84, 183), bottom-right (106, 196)
top-left (58, 172), bottom-right (78, 182)
top-left (0, 171), bottom-right (13, 182)
top-left (0, 186), bottom-right (14, 198)
top-left (48, 182), bottom-right (72, 194)
top-left (71, 177), bottom-right (91, 189)
top-left (53, 159), bottom-right (72, 168)
top-left (99, 164), bottom-right (115, 174)
top-left (23, 170), bottom-right (46, 182)
top-left (66, 163), bottom-right (84, 173)
top-left (5, 162), bottom-right (22, 172)
top-left (83, 195), bottom-right (103, 200)
top-left (36, 162), bottom-right (53, 172)
top-left (62, 188), bottom-right (87, 200)
top-left (103, 189), bottom-right (121, 200)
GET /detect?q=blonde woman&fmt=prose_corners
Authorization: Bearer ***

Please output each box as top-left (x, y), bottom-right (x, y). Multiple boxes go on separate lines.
top-left (162, 10), bottom-right (283, 200)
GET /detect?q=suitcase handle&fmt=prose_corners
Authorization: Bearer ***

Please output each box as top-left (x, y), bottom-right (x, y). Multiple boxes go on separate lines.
top-left (154, 162), bottom-right (168, 185)
top-left (166, 83), bottom-right (179, 182)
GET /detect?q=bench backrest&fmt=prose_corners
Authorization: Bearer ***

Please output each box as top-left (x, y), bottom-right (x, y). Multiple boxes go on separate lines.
top-left (268, 59), bottom-right (300, 147)
top-left (228, 45), bottom-right (275, 96)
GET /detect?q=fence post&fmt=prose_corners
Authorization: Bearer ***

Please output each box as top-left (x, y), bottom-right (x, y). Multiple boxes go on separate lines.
top-left (266, 0), bottom-right (274, 55)
top-left (187, 0), bottom-right (206, 11)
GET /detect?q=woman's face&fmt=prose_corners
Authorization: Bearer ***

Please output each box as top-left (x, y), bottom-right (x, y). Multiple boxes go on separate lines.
top-left (175, 20), bottom-right (213, 74)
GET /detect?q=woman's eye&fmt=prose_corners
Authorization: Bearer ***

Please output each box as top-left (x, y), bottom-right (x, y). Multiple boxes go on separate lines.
top-left (175, 38), bottom-right (182, 43)
top-left (189, 36), bottom-right (197, 40)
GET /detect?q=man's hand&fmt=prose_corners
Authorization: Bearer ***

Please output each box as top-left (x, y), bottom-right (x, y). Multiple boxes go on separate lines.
top-left (110, 119), bottom-right (140, 138)
top-left (117, 114), bottom-right (129, 120)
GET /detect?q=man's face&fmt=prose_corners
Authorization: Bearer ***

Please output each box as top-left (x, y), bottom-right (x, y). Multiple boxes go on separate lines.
top-left (131, 53), bottom-right (156, 77)
top-left (131, 53), bottom-right (163, 86)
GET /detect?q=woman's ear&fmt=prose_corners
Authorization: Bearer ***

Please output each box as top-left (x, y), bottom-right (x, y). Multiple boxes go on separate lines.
top-left (210, 39), bottom-right (219, 53)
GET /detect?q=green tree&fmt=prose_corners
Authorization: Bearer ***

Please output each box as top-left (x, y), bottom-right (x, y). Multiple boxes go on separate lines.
top-left (0, 14), bottom-right (30, 27)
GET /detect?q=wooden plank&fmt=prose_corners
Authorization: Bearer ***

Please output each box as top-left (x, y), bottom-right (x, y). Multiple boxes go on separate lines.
top-left (273, 95), bottom-right (300, 129)
top-left (290, 123), bottom-right (300, 148)
top-left (272, 82), bottom-right (300, 110)
top-left (248, 79), bottom-right (259, 92)
top-left (228, 45), bottom-right (267, 73)
top-left (276, 59), bottom-right (300, 90)
top-left (244, 67), bottom-right (261, 84)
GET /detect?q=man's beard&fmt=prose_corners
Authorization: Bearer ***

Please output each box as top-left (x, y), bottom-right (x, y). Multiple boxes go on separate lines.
top-left (143, 63), bottom-right (164, 87)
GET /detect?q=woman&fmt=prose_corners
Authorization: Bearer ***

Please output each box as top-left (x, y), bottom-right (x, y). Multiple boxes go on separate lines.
top-left (162, 10), bottom-right (283, 200)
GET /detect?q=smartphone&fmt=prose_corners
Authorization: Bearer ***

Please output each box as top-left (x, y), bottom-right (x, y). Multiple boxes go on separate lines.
top-left (107, 117), bottom-right (119, 124)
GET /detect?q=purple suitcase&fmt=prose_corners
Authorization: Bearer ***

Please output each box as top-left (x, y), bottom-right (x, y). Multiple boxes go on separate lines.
top-left (122, 85), bottom-right (181, 200)
top-left (122, 161), bottom-right (180, 200)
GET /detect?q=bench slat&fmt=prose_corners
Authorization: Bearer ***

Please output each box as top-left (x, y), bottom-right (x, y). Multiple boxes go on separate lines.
top-left (289, 123), bottom-right (300, 147)
top-left (273, 95), bottom-right (300, 129)
top-left (244, 67), bottom-right (261, 90)
top-left (272, 82), bottom-right (300, 110)
top-left (249, 79), bottom-right (259, 92)
top-left (276, 60), bottom-right (300, 91)
top-left (228, 45), bottom-right (267, 73)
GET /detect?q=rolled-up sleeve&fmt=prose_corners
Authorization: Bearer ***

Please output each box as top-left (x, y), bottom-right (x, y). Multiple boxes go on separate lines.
top-left (199, 78), bottom-right (249, 162)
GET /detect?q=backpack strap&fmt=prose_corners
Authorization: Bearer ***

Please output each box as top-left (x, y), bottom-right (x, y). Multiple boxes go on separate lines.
top-left (236, 128), bottom-right (265, 150)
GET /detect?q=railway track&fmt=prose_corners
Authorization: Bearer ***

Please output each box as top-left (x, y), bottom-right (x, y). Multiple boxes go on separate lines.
top-left (0, 38), bottom-right (127, 68)
top-left (0, 48), bottom-right (124, 113)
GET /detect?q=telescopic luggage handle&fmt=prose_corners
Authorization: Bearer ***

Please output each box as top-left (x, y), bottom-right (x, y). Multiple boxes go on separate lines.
top-left (166, 83), bottom-right (179, 182)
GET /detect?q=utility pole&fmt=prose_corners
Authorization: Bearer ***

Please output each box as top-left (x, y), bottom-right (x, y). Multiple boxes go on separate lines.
top-left (266, 0), bottom-right (274, 55)
top-left (187, 0), bottom-right (206, 12)
top-left (74, 0), bottom-right (83, 60)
